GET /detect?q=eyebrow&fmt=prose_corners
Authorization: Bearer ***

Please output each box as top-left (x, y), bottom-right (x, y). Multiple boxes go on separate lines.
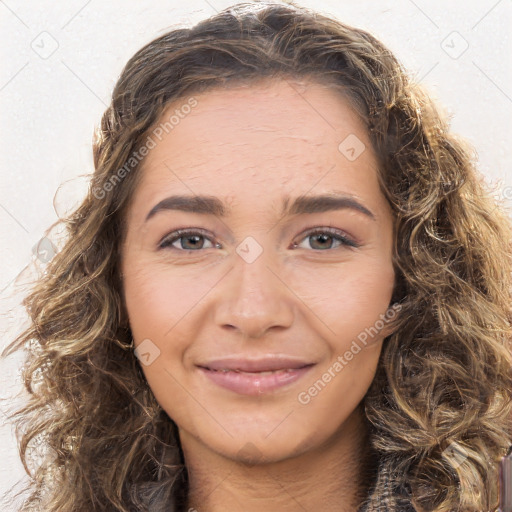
top-left (144, 193), bottom-right (376, 222)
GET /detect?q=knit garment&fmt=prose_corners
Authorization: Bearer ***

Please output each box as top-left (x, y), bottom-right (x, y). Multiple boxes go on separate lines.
top-left (357, 463), bottom-right (416, 512)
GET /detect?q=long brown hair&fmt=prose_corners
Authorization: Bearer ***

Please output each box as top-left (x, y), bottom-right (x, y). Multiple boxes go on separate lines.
top-left (2, 2), bottom-right (511, 511)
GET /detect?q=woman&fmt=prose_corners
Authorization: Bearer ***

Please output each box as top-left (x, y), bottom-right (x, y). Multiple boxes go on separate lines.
top-left (2, 2), bottom-right (511, 511)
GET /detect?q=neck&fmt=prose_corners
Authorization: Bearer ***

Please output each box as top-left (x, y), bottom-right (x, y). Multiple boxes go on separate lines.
top-left (182, 406), bottom-right (374, 512)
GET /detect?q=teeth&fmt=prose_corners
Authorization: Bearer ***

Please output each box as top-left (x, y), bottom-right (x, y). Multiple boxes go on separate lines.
top-left (212, 368), bottom-right (294, 374)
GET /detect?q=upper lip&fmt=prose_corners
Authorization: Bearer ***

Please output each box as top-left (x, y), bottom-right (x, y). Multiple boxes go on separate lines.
top-left (197, 356), bottom-right (315, 372)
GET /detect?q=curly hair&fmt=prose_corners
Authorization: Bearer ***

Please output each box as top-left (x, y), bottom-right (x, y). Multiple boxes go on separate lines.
top-left (2, 1), bottom-right (512, 511)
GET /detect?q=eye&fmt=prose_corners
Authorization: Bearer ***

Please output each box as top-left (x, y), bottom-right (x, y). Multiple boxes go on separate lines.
top-left (293, 227), bottom-right (360, 250)
top-left (159, 229), bottom-right (218, 251)
top-left (158, 227), bottom-right (360, 252)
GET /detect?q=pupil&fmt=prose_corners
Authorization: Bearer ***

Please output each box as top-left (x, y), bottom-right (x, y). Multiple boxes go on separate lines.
top-left (184, 235), bottom-right (202, 249)
top-left (313, 234), bottom-right (332, 249)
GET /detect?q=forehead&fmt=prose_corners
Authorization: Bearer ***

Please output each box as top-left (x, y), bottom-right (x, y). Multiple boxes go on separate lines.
top-left (148, 78), bottom-right (367, 157)
top-left (129, 78), bottom-right (382, 217)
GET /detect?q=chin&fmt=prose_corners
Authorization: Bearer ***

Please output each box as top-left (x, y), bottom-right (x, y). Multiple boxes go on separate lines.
top-left (179, 403), bottom-right (355, 467)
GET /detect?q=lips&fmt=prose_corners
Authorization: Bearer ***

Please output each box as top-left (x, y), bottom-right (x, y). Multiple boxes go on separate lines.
top-left (196, 357), bottom-right (315, 395)
top-left (206, 368), bottom-right (299, 375)
top-left (199, 357), bottom-right (312, 373)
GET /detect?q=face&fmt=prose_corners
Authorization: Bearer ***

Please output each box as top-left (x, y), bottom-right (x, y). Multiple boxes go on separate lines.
top-left (121, 78), bottom-right (396, 464)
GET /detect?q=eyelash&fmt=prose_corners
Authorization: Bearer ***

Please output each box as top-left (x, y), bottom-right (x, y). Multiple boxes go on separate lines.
top-left (158, 227), bottom-right (360, 251)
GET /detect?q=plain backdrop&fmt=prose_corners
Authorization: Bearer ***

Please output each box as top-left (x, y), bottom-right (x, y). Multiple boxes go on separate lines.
top-left (1, 0), bottom-right (511, 508)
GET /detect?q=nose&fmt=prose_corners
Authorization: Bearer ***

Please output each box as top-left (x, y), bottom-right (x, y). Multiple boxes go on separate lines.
top-left (213, 245), bottom-right (295, 339)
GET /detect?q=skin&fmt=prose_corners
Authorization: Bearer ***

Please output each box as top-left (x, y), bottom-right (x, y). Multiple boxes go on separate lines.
top-left (121, 78), bottom-right (396, 511)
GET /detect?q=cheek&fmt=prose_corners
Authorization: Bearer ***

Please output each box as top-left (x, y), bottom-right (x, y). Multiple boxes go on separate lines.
top-left (288, 256), bottom-right (395, 348)
top-left (123, 263), bottom-right (165, 339)
top-left (122, 262), bottom-right (198, 410)
top-left (122, 258), bottom-right (213, 340)
top-left (124, 251), bottom-right (395, 353)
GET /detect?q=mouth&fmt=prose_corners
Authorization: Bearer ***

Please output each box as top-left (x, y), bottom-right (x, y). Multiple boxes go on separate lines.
top-left (203, 367), bottom-right (307, 374)
top-left (196, 358), bottom-right (315, 395)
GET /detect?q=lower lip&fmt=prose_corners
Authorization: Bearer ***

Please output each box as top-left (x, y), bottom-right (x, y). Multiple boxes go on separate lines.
top-left (198, 366), bottom-right (314, 395)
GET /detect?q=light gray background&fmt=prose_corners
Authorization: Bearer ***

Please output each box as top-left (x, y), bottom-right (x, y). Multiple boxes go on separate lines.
top-left (1, 0), bottom-right (511, 507)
